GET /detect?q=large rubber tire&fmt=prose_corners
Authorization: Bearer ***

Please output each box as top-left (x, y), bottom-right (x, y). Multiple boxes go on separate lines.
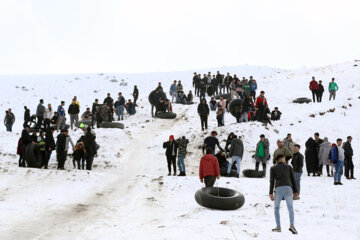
top-left (100, 122), bottom-right (124, 129)
top-left (214, 94), bottom-right (231, 100)
top-left (242, 169), bottom-right (265, 178)
top-left (292, 98), bottom-right (312, 104)
top-left (156, 112), bottom-right (177, 119)
top-left (76, 119), bottom-right (92, 127)
top-left (25, 144), bottom-right (44, 168)
top-left (229, 99), bottom-right (244, 118)
top-left (148, 90), bottom-right (167, 105)
top-left (220, 167), bottom-right (237, 177)
top-left (195, 187), bottom-right (245, 210)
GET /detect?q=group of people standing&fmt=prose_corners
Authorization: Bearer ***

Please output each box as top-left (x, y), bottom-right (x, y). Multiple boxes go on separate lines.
top-left (309, 76), bottom-right (339, 102)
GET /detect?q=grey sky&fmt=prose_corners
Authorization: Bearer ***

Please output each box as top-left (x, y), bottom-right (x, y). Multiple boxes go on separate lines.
top-left (1, 0), bottom-right (359, 74)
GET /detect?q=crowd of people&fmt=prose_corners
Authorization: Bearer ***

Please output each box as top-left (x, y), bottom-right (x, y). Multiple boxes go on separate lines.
top-left (15, 86), bottom-right (139, 171)
top-left (309, 76), bottom-right (339, 102)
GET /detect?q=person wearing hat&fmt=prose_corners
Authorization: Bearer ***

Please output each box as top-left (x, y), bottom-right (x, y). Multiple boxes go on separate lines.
top-left (344, 136), bottom-right (354, 179)
top-left (163, 135), bottom-right (178, 176)
top-left (270, 107), bottom-right (282, 121)
top-left (269, 154), bottom-right (299, 234)
top-left (291, 144), bottom-right (303, 199)
top-left (317, 80), bottom-right (324, 102)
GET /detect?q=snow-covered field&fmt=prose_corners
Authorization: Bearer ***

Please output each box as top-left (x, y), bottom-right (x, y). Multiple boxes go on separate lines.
top-left (0, 61), bottom-right (359, 240)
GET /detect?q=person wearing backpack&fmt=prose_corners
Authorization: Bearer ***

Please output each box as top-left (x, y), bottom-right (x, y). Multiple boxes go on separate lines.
top-left (328, 78), bottom-right (339, 101)
top-left (331, 138), bottom-right (345, 185)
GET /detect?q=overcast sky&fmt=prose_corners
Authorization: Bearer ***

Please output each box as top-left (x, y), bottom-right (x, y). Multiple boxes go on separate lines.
top-left (0, 0), bottom-right (359, 74)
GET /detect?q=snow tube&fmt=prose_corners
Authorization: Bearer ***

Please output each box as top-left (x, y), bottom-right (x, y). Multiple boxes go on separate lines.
top-left (25, 144), bottom-right (44, 168)
top-left (76, 119), bottom-right (92, 127)
top-left (100, 122), bottom-right (124, 129)
top-left (195, 187), bottom-right (245, 210)
top-left (229, 99), bottom-right (244, 118)
top-left (148, 90), bottom-right (167, 105)
top-left (220, 167), bottom-right (238, 177)
top-left (214, 94), bottom-right (231, 100)
top-left (155, 112), bottom-right (177, 119)
top-left (292, 98), bottom-right (312, 104)
top-left (242, 169), bottom-right (265, 178)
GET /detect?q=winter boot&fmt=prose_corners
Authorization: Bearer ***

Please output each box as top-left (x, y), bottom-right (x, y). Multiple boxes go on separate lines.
top-left (289, 225), bottom-right (298, 234)
top-left (173, 172), bottom-right (176, 176)
top-left (272, 226), bottom-right (281, 232)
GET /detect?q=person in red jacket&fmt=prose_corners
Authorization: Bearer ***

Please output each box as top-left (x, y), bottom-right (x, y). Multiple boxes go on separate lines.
top-left (199, 148), bottom-right (220, 187)
top-left (309, 76), bottom-right (319, 103)
top-left (255, 91), bottom-right (268, 122)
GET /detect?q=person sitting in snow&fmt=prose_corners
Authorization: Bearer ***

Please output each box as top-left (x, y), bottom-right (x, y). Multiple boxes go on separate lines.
top-left (209, 97), bottom-right (217, 111)
top-left (177, 91), bottom-right (187, 104)
top-left (187, 91), bottom-right (193, 103)
top-left (125, 99), bottom-right (136, 115)
top-left (81, 108), bottom-right (92, 120)
top-left (271, 107), bottom-right (282, 121)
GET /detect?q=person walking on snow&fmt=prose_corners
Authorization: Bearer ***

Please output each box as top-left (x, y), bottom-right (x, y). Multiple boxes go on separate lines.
top-left (227, 135), bottom-right (244, 178)
top-left (163, 135), bottom-right (178, 176)
top-left (331, 138), bottom-right (345, 185)
top-left (176, 135), bottom-right (189, 176)
top-left (328, 78), bottom-right (338, 100)
top-left (170, 80), bottom-right (178, 103)
top-left (68, 98), bottom-right (80, 130)
top-left (270, 154), bottom-right (299, 234)
top-left (309, 76), bottom-right (319, 103)
top-left (197, 98), bottom-right (210, 131)
top-left (343, 136), bottom-right (355, 180)
top-left (199, 148), bottom-right (220, 187)
top-left (291, 144), bottom-right (303, 199)
top-left (255, 134), bottom-right (270, 176)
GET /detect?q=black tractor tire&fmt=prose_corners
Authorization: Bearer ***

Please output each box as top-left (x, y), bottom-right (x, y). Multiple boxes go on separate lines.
top-left (214, 94), bottom-right (231, 100)
top-left (242, 169), bottom-right (265, 178)
top-left (100, 122), bottom-right (124, 129)
top-left (220, 167), bottom-right (238, 177)
top-left (155, 112), bottom-right (177, 119)
top-left (195, 187), bottom-right (245, 210)
top-left (292, 98), bottom-right (312, 104)
top-left (25, 144), bottom-right (44, 168)
top-left (229, 99), bottom-right (244, 118)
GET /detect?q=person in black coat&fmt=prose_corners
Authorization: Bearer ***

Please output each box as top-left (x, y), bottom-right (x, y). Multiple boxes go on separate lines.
top-left (84, 127), bottom-right (96, 171)
top-left (291, 144), bottom-right (304, 197)
top-left (197, 98), bottom-right (210, 131)
top-left (344, 136), bottom-right (354, 179)
top-left (91, 99), bottom-right (99, 129)
top-left (317, 80), bottom-right (325, 102)
top-left (163, 135), bottom-right (178, 176)
top-left (133, 85), bottom-right (139, 106)
top-left (103, 93), bottom-right (114, 120)
top-left (56, 130), bottom-right (67, 170)
top-left (305, 137), bottom-right (318, 176)
top-left (44, 127), bottom-right (56, 169)
top-left (20, 125), bottom-right (33, 167)
top-left (23, 106), bottom-right (30, 127)
top-left (271, 107), bottom-right (282, 121)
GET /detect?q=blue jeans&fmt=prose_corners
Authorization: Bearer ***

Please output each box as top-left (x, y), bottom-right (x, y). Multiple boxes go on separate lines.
top-left (117, 105), bottom-right (124, 120)
top-left (177, 156), bottom-right (185, 172)
top-left (209, 104), bottom-right (217, 111)
top-left (171, 92), bottom-right (177, 103)
top-left (227, 156), bottom-right (241, 174)
top-left (274, 186), bottom-right (294, 227)
top-left (334, 160), bottom-right (344, 182)
top-left (293, 172), bottom-right (302, 195)
top-left (6, 124), bottom-right (12, 132)
top-left (239, 112), bottom-right (248, 122)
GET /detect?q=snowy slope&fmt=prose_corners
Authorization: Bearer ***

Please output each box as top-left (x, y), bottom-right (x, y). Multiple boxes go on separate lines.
top-left (0, 61), bottom-right (359, 240)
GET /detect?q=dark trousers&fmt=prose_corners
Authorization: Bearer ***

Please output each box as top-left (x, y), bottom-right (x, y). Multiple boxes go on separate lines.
top-left (255, 162), bottom-right (267, 175)
top-left (166, 156), bottom-right (176, 174)
top-left (226, 86), bottom-right (230, 93)
top-left (312, 90), bottom-right (318, 102)
top-left (317, 92), bottom-right (323, 102)
top-left (200, 115), bottom-right (208, 130)
top-left (204, 175), bottom-right (216, 187)
top-left (195, 87), bottom-right (199, 96)
top-left (44, 150), bottom-right (52, 167)
top-left (57, 151), bottom-right (66, 169)
top-left (214, 86), bottom-right (219, 95)
top-left (345, 159), bottom-right (354, 178)
top-left (319, 165), bottom-right (330, 175)
top-left (36, 116), bottom-right (44, 129)
top-left (250, 91), bottom-right (256, 102)
top-left (134, 97), bottom-right (138, 106)
top-left (18, 155), bottom-right (23, 167)
top-left (86, 154), bottom-right (94, 170)
top-left (44, 118), bottom-right (51, 130)
top-left (21, 145), bottom-right (27, 167)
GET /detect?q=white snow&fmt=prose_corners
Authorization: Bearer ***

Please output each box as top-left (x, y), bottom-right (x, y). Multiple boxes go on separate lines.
top-left (0, 61), bottom-right (359, 239)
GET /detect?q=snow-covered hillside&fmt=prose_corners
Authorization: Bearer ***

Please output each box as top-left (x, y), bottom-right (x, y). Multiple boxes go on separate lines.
top-left (0, 61), bottom-right (359, 240)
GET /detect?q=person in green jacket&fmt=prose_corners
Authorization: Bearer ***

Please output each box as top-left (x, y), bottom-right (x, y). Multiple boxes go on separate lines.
top-left (243, 80), bottom-right (251, 98)
top-left (255, 134), bottom-right (270, 176)
top-left (328, 78), bottom-right (338, 100)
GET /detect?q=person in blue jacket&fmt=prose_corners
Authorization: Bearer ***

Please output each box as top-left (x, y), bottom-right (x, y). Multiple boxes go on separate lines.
top-left (115, 92), bottom-right (126, 120)
top-left (249, 76), bottom-right (258, 102)
top-left (170, 80), bottom-right (178, 103)
top-left (57, 101), bottom-right (66, 131)
top-left (331, 138), bottom-right (345, 185)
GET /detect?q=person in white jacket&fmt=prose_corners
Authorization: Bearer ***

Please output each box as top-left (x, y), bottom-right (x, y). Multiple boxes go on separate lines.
top-left (44, 104), bottom-right (53, 130)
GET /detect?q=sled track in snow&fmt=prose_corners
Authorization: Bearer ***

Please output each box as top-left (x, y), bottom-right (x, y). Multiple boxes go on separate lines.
top-left (1, 107), bottom-right (190, 240)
